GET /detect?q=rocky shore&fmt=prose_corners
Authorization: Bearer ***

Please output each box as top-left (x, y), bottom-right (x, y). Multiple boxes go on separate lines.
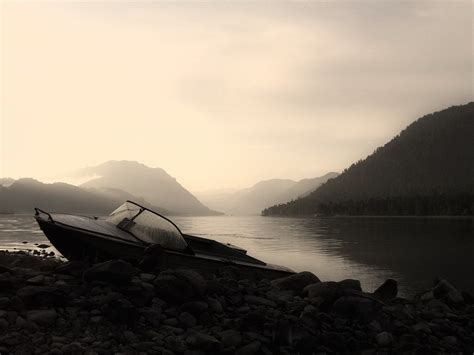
top-left (0, 251), bottom-right (473, 354)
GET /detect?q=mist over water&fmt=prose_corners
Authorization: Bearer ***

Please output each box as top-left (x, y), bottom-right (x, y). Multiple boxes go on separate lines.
top-left (2, 214), bottom-right (472, 297)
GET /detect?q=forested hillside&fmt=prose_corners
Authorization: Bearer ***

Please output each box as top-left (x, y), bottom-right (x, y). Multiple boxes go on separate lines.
top-left (263, 103), bottom-right (474, 216)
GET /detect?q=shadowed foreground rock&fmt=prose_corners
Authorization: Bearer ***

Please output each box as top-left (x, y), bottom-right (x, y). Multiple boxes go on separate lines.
top-left (0, 251), bottom-right (473, 354)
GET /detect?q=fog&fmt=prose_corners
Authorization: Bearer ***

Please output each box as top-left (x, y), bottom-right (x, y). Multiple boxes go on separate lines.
top-left (1, 1), bottom-right (472, 191)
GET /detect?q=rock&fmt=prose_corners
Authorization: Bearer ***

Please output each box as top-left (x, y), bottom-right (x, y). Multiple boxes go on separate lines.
top-left (179, 312), bottom-right (197, 328)
top-left (83, 259), bottom-right (136, 285)
top-left (236, 341), bottom-right (261, 355)
top-left (376, 332), bottom-right (393, 346)
top-left (0, 297), bottom-right (9, 309)
top-left (26, 275), bottom-right (45, 285)
top-left (166, 335), bottom-right (187, 353)
top-left (139, 273), bottom-right (156, 283)
top-left (244, 295), bottom-right (277, 308)
top-left (265, 289), bottom-right (294, 304)
top-left (373, 279), bottom-right (398, 301)
top-left (271, 272), bottom-right (320, 292)
top-left (333, 295), bottom-right (382, 322)
top-left (163, 317), bottom-right (179, 326)
top-left (154, 275), bottom-right (195, 304)
top-left (338, 279), bottom-right (362, 292)
top-left (0, 272), bottom-right (20, 288)
top-left (186, 331), bottom-right (219, 350)
top-left (180, 301), bottom-right (209, 316)
top-left (432, 279), bottom-right (464, 306)
top-left (0, 318), bottom-right (8, 328)
top-left (15, 316), bottom-right (27, 328)
top-left (441, 335), bottom-right (457, 345)
top-left (17, 286), bottom-right (67, 307)
top-left (171, 269), bottom-right (207, 297)
top-left (27, 309), bottom-right (57, 326)
top-left (413, 322), bottom-right (431, 334)
top-left (207, 298), bottom-right (223, 313)
top-left (219, 329), bottom-right (242, 348)
top-left (420, 290), bottom-right (434, 301)
top-left (304, 281), bottom-right (343, 303)
top-left (55, 261), bottom-right (88, 277)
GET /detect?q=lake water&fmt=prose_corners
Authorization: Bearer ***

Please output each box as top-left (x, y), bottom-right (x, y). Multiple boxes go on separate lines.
top-left (1, 214), bottom-right (472, 297)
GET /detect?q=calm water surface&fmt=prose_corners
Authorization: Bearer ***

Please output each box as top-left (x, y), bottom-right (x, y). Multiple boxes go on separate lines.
top-left (1, 214), bottom-right (472, 297)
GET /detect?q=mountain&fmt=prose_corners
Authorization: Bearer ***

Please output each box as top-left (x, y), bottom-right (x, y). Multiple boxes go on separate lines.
top-left (197, 173), bottom-right (339, 215)
top-left (262, 103), bottom-right (474, 216)
top-left (0, 178), bottom-right (15, 187)
top-left (0, 178), bottom-right (122, 214)
top-left (79, 161), bottom-right (219, 216)
top-left (0, 178), bottom-right (171, 215)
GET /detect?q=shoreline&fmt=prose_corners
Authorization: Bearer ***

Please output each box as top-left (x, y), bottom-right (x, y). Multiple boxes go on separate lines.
top-left (0, 251), bottom-right (472, 354)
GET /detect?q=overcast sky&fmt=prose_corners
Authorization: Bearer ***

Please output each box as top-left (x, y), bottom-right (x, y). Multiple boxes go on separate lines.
top-left (1, 1), bottom-right (472, 192)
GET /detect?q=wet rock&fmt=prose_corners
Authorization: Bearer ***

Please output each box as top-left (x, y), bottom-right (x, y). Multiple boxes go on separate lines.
top-left (17, 286), bottom-right (67, 307)
top-left (27, 309), bottom-right (57, 326)
top-left (271, 271), bottom-right (320, 292)
top-left (84, 259), bottom-right (136, 285)
top-left (373, 279), bottom-right (398, 301)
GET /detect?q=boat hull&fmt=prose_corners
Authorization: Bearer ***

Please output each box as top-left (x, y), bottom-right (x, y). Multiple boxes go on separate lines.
top-left (35, 217), bottom-right (294, 280)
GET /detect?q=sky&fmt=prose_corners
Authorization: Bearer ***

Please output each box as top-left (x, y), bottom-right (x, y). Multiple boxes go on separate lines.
top-left (1, 1), bottom-right (472, 192)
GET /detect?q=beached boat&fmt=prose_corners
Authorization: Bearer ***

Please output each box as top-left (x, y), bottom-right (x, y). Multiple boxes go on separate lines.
top-left (34, 201), bottom-right (294, 279)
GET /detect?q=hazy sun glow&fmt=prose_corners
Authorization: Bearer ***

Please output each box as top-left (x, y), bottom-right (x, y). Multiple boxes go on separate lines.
top-left (1, 1), bottom-right (472, 191)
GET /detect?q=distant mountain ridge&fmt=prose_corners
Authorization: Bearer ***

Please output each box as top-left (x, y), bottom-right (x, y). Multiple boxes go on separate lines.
top-left (197, 172), bottom-right (339, 215)
top-left (262, 102), bottom-right (474, 216)
top-left (79, 161), bottom-right (220, 216)
top-left (0, 178), bottom-right (168, 214)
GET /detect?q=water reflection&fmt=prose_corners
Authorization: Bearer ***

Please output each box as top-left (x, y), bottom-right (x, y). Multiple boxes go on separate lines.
top-left (0, 215), bottom-right (472, 297)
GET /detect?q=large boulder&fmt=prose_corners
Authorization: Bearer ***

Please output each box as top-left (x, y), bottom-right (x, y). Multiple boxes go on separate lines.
top-left (271, 272), bottom-right (320, 292)
top-left (17, 286), bottom-right (67, 307)
top-left (373, 279), bottom-right (398, 301)
top-left (83, 260), bottom-right (136, 285)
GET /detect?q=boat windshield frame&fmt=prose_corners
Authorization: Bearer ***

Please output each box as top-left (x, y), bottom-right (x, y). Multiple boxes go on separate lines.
top-left (108, 200), bottom-right (189, 250)
top-left (128, 201), bottom-right (183, 232)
